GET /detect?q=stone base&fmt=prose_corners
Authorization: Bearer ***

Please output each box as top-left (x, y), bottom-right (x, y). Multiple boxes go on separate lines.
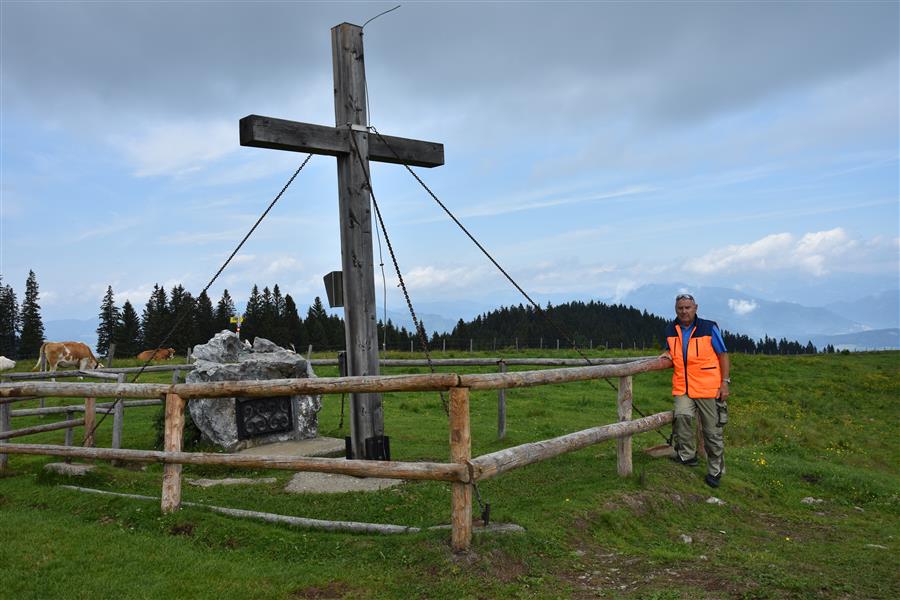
top-left (187, 477), bottom-right (277, 488)
top-left (237, 437), bottom-right (345, 458)
top-left (44, 462), bottom-right (96, 476)
top-left (284, 471), bottom-right (403, 494)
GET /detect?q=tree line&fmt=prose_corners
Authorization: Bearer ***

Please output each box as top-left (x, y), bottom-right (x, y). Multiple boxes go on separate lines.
top-left (0, 273), bottom-right (823, 359)
top-left (428, 300), bottom-right (821, 355)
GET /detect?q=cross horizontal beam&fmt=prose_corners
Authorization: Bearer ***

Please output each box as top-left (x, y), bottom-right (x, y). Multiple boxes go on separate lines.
top-left (240, 115), bottom-right (444, 168)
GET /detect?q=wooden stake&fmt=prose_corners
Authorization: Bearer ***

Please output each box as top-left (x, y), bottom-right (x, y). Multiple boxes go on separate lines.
top-left (449, 386), bottom-right (472, 552)
top-left (112, 373), bottom-right (125, 450)
top-left (161, 393), bottom-right (185, 513)
top-left (83, 397), bottom-right (95, 448)
top-left (616, 376), bottom-right (633, 476)
top-left (0, 401), bottom-right (9, 471)
top-left (497, 360), bottom-right (507, 440)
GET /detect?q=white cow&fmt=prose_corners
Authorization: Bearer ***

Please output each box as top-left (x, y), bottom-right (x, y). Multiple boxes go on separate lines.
top-left (0, 356), bottom-right (15, 371)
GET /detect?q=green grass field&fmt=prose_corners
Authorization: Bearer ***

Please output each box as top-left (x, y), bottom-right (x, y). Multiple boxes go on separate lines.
top-left (1, 350), bottom-right (897, 599)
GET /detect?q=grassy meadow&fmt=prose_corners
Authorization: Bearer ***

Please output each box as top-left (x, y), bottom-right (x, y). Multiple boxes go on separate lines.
top-left (0, 350), bottom-right (897, 599)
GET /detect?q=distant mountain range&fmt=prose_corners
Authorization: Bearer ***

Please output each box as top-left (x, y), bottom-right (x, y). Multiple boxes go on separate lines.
top-left (43, 285), bottom-right (899, 352)
top-left (618, 284), bottom-right (899, 350)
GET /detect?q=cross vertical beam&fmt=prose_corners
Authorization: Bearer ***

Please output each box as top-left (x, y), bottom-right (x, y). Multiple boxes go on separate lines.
top-left (332, 23), bottom-right (382, 458)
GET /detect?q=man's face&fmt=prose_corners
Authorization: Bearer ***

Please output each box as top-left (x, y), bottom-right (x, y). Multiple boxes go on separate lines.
top-left (675, 299), bottom-right (698, 326)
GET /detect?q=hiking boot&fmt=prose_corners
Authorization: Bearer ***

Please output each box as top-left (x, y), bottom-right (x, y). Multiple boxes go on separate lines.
top-left (669, 455), bottom-right (699, 467)
top-left (705, 474), bottom-right (721, 488)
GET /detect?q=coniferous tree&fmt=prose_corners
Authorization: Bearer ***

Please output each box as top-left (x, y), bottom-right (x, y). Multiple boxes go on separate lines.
top-left (18, 270), bottom-right (45, 358)
top-left (305, 297), bottom-right (329, 350)
top-left (194, 291), bottom-right (216, 344)
top-left (168, 285), bottom-right (195, 355)
top-left (271, 284), bottom-right (288, 346)
top-left (242, 285), bottom-right (262, 341)
top-left (283, 294), bottom-right (306, 351)
top-left (96, 286), bottom-right (121, 356)
top-left (141, 284), bottom-right (169, 348)
top-left (114, 300), bottom-right (143, 357)
top-left (0, 277), bottom-right (18, 358)
top-left (214, 289), bottom-right (236, 333)
top-left (259, 286), bottom-right (276, 340)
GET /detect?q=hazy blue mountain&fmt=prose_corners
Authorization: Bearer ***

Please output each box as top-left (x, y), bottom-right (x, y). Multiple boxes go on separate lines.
top-left (824, 290), bottom-right (899, 330)
top-left (619, 283), bottom-right (866, 341)
top-left (810, 329), bottom-right (900, 351)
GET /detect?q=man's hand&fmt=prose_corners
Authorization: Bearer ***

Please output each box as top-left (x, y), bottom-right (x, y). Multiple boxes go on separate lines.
top-left (660, 351), bottom-right (672, 361)
top-left (718, 382), bottom-right (730, 401)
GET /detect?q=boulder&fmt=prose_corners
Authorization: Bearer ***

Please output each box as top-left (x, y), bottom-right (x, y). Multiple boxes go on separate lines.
top-left (187, 331), bottom-right (321, 452)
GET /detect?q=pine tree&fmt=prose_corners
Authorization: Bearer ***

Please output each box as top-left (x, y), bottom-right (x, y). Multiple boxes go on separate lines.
top-left (194, 290), bottom-right (216, 345)
top-left (141, 285), bottom-right (169, 348)
top-left (168, 285), bottom-right (195, 355)
top-left (214, 289), bottom-right (236, 333)
top-left (18, 270), bottom-right (45, 358)
top-left (283, 294), bottom-right (306, 351)
top-left (96, 286), bottom-right (121, 356)
top-left (114, 300), bottom-right (143, 357)
top-left (0, 278), bottom-right (18, 358)
top-left (242, 285), bottom-right (262, 341)
top-left (305, 297), bottom-right (329, 349)
top-left (259, 286), bottom-right (276, 340)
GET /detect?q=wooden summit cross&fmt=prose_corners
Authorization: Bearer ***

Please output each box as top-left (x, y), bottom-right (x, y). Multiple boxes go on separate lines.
top-left (239, 22), bottom-right (444, 460)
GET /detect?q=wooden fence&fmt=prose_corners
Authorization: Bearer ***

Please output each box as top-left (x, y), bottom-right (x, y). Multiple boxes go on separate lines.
top-left (0, 356), bottom-right (672, 552)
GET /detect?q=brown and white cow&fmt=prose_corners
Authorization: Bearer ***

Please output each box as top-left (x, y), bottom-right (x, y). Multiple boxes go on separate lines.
top-left (136, 347), bottom-right (176, 361)
top-left (32, 342), bottom-right (100, 373)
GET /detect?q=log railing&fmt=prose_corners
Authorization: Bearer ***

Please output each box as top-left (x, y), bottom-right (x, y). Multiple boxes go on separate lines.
top-left (0, 356), bottom-right (672, 552)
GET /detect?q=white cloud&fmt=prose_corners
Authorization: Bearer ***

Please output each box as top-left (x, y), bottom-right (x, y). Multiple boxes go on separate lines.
top-left (728, 298), bottom-right (758, 315)
top-left (262, 257), bottom-right (304, 276)
top-left (686, 228), bottom-right (854, 276)
top-left (108, 120), bottom-right (237, 178)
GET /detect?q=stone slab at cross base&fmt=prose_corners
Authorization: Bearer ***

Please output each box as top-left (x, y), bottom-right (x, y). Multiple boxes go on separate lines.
top-left (44, 462), bottom-right (96, 476)
top-left (237, 437), bottom-right (345, 458)
top-left (284, 471), bottom-right (403, 494)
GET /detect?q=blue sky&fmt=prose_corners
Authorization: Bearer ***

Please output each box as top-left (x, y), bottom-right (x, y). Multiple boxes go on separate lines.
top-left (1, 1), bottom-right (898, 323)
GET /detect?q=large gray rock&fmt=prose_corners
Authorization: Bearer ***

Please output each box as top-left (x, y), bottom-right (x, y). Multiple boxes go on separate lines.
top-left (187, 331), bottom-right (321, 452)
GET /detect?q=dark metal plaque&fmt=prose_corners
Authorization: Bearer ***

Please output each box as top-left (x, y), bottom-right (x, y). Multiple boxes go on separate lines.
top-left (235, 396), bottom-right (293, 440)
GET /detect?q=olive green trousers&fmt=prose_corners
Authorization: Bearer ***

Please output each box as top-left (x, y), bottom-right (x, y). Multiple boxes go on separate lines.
top-left (673, 394), bottom-right (725, 478)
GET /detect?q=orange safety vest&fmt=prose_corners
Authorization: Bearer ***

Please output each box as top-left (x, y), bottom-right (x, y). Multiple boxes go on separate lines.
top-left (664, 318), bottom-right (722, 398)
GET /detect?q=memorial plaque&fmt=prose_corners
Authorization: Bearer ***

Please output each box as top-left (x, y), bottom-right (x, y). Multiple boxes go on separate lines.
top-left (235, 396), bottom-right (293, 440)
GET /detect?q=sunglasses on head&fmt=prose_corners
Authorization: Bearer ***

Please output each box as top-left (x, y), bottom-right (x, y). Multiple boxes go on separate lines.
top-left (675, 294), bottom-right (695, 302)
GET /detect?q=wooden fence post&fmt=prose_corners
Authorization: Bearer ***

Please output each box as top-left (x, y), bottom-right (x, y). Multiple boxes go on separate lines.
top-left (449, 386), bottom-right (472, 552)
top-left (64, 409), bottom-right (75, 447)
top-left (497, 360), bottom-right (507, 440)
top-left (0, 401), bottom-right (9, 471)
top-left (616, 376), bottom-right (633, 476)
top-left (83, 397), bottom-right (96, 448)
top-left (112, 373), bottom-right (125, 451)
top-left (161, 392), bottom-right (186, 513)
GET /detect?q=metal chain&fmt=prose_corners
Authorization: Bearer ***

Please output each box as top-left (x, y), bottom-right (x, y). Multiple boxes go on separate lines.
top-left (347, 129), bottom-right (449, 415)
top-left (83, 154), bottom-right (314, 444)
top-left (367, 127), bottom-right (674, 443)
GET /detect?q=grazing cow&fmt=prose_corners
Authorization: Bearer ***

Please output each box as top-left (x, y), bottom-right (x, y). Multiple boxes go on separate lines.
top-left (136, 347), bottom-right (176, 361)
top-left (0, 356), bottom-right (15, 371)
top-left (32, 342), bottom-right (100, 373)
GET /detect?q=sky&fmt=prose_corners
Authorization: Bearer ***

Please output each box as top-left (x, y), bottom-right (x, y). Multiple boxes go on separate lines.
top-left (1, 1), bottom-right (898, 324)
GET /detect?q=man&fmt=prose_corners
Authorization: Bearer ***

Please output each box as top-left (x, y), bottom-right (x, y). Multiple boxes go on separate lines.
top-left (662, 293), bottom-right (731, 488)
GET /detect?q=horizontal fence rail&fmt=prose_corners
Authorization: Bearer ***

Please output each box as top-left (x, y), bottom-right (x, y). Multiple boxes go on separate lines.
top-left (0, 355), bottom-right (674, 552)
top-left (0, 357), bottom-right (669, 400)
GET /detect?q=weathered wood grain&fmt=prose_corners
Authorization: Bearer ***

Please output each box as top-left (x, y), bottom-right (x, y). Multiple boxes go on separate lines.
top-left (449, 387), bottom-right (472, 552)
top-left (617, 376), bottom-right (633, 476)
top-left (0, 443), bottom-right (467, 481)
top-left (161, 393), bottom-right (185, 513)
top-left (470, 411), bottom-right (674, 481)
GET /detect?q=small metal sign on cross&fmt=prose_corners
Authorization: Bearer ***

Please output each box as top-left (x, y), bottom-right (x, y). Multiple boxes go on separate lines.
top-left (239, 22), bottom-right (444, 460)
